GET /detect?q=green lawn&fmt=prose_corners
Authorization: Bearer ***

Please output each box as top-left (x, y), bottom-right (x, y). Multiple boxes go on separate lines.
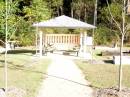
top-left (75, 60), bottom-right (130, 89)
top-left (0, 52), bottom-right (51, 97)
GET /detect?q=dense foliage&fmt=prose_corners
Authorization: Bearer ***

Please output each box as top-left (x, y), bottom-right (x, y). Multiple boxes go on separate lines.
top-left (96, 0), bottom-right (130, 45)
top-left (0, 0), bottom-right (130, 46)
top-left (0, 0), bottom-right (51, 46)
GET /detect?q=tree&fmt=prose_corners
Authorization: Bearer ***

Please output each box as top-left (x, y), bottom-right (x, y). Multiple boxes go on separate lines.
top-left (71, 0), bottom-right (94, 22)
top-left (24, 0), bottom-right (51, 22)
top-left (99, 3), bottom-right (122, 45)
top-left (0, 0), bottom-right (19, 44)
top-left (52, 0), bottom-right (63, 16)
top-left (4, 0), bottom-right (20, 93)
top-left (45, 0), bottom-right (63, 16)
top-left (0, 1), bottom-right (6, 43)
top-left (95, 25), bottom-right (119, 45)
top-left (105, 0), bottom-right (130, 91)
top-left (16, 0), bottom-right (51, 45)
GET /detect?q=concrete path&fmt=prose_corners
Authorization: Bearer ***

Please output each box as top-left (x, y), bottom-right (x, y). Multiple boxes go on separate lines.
top-left (37, 54), bottom-right (94, 97)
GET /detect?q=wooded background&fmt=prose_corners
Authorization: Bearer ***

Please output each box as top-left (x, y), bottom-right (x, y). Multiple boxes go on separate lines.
top-left (0, 0), bottom-right (130, 46)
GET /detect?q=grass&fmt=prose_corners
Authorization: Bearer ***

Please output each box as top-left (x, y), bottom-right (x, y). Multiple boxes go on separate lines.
top-left (75, 60), bottom-right (130, 89)
top-left (0, 51), bottom-right (51, 97)
top-left (75, 48), bottom-right (130, 89)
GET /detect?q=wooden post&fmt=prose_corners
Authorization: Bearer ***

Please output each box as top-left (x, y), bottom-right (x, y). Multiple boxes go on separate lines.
top-left (35, 26), bottom-right (38, 55)
top-left (80, 32), bottom-right (83, 53)
top-left (84, 31), bottom-right (87, 58)
top-left (39, 31), bottom-right (43, 57)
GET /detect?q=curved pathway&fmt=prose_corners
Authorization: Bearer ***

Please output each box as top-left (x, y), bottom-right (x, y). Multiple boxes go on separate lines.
top-left (37, 54), bottom-right (94, 97)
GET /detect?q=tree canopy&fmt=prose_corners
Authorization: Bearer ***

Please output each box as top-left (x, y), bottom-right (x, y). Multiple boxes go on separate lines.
top-left (0, 0), bottom-right (130, 46)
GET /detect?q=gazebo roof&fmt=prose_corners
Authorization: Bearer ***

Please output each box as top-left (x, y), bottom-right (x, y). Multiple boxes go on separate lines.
top-left (33, 15), bottom-right (96, 29)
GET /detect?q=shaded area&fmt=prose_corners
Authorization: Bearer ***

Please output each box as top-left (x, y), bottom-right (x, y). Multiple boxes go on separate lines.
top-left (101, 51), bottom-right (130, 56)
top-left (63, 0), bottom-right (71, 16)
top-left (5, 49), bottom-right (35, 54)
top-left (0, 60), bottom-right (14, 68)
top-left (103, 60), bottom-right (113, 64)
top-left (123, 51), bottom-right (130, 56)
top-left (0, 55), bottom-right (37, 68)
top-left (52, 50), bottom-right (79, 57)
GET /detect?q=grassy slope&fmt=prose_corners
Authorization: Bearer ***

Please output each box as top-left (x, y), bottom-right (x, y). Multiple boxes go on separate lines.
top-left (0, 53), bottom-right (51, 97)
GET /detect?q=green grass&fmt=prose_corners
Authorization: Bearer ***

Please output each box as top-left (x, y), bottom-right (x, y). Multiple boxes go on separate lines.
top-left (75, 60), bottom-right (130, 89)
top-left (75, 47), bottom-right (130, 89)
top-left (0, 52), bottom-right (51, 97)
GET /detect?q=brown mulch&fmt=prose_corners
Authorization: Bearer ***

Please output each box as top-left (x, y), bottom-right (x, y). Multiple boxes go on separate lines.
top-left (96, 87), bottom-right (130, 97)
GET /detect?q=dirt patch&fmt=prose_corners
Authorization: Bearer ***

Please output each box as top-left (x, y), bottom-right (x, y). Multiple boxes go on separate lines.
top-left (96, 87), bottom-right (130, 97)
top-left (83, 60), bottom-right (106, 65)
top-left (0, 87), bottom-right (26, 97)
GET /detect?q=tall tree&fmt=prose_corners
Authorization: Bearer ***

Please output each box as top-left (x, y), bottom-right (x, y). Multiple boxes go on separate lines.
top-left (0, 1), bottom-right (6, 43)
top-left (16, 0), bottom-right (51, 45)
top-left (71, 0), bottom-right (94, 22)
top-left (103, 0), bottom-right (130, 91)
top-left (45, 0), bottom-right (63, 17)
top-left (0, 0), bottom-right (19, 43)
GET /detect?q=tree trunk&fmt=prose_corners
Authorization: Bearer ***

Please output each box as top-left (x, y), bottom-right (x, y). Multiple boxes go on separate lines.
top-left (78, 10), bottom-right (81, 20)
top-left (84, 6), bottom-right (87, 22)
top-left (60, 6), bottom-right (63, 15)
top-left (5, 0), bottom-right (9, 94)
top-left (119, 0), bottom-right (126, 91)
top-left (71, 0), bottom-right (73, 18)
top-left (71, 7), bottom-right (73, 18)
top-left (119, 34), bottom-right (124, 91)
top-left (57, 6), bottom-right (59, 16)
top-left (92, 0), bottom-right (97, 46)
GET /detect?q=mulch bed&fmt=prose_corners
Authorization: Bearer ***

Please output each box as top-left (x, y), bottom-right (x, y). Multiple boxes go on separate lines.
top-left (96, 87), bottom-right (130, 97)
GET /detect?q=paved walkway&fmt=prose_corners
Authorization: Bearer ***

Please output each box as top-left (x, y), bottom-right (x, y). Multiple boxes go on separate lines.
top-left (37, 54), bottom-right (94, 97)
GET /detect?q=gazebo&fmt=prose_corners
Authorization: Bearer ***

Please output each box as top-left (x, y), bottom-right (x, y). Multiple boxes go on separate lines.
top-left (33, 15), bottom-right (96, 58)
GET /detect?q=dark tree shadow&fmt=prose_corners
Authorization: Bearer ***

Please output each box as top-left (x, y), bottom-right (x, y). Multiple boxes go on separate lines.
top-left (0, 57), bottom-right (37, 68)
top-left (97, 53), bottom-right (102, 56)
top-left (1, 49), bottom-right (36, 55)
top-left (53, 50), bottom-right (79, 57)
top-left (103, 60), bottom-right (113, 64)
top-left (0, 60), bottom-right (14, 68)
